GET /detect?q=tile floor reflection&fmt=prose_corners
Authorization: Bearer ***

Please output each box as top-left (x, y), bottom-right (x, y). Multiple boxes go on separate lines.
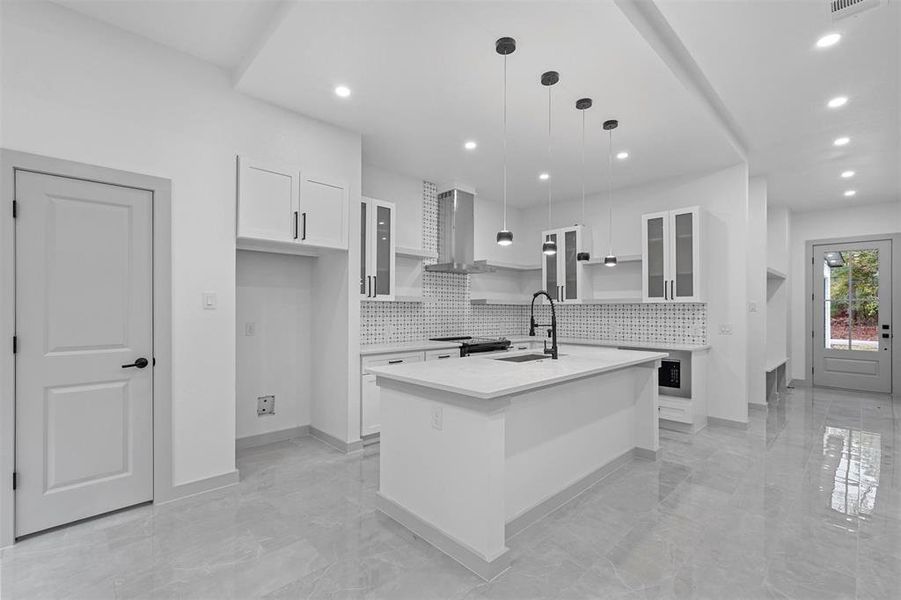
top-left (1, 385), bottom-right (899, 599)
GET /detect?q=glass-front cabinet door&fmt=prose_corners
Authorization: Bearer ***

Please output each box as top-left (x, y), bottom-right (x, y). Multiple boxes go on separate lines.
top-left (670, 207), bottom-right (700, 302)
top-left (563, 229), bottom-right (578, 301)
top-left (360, 197), bottom-right (396, 301)
top-left (642, 212), bottom-right (668, 301)
top-left (540, 226), bottom-right (590, 303)
top-left (543, 231), bottom-right (559, 300)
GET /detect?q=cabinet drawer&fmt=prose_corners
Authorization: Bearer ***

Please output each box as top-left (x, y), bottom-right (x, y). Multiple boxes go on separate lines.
top-left (425, 349), bottom-right (459, 361)
top-left (362, 352), bottom-right (423, 374)
top-left (658, 402), bottom-right (692, 424)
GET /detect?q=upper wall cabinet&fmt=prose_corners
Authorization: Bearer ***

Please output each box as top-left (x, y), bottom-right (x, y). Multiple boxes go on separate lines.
top-left (299, 175), bottom-right (348, 250)
top-left (360, 197), bottom-right (396, 300)
top-left (236, 155), bottom-right (348, 252)
top-left (237, 155), bottom-right (298, 243)
top-left (541, 225), bottom-right (592, 303)
top-left (641, 206), bottom-right (702, 303)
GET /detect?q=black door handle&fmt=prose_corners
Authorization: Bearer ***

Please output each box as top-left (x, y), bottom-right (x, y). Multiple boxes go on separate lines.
top-left (122, 357), bottom-right (149, 369)
top-left (293, 211), bottom-right (299, 240)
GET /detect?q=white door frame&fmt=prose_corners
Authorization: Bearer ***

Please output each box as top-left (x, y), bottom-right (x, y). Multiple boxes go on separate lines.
top-left (805, 233), bottom-right (901, 395)
top-left (0, 149), bottom-right (173, 547)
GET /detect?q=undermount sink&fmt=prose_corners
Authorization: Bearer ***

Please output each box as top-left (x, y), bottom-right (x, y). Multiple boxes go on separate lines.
top-left (494, 353), bottom-right (552, 363)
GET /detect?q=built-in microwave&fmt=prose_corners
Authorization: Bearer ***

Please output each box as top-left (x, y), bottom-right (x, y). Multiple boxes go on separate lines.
top-left (658, 354), bottom-right (691, 398)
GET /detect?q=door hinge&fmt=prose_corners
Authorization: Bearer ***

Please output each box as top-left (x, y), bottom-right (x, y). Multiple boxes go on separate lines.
top-left (12, 472), bottom-right (17, 490)
top-left (12, 200), bottom-right (17, 218)
top-left (12, 336), bottom-right (16, 354)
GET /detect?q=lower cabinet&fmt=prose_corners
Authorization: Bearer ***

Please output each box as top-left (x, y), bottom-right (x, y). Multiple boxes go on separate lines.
top-left (360, 351), bottom-right (425, 437)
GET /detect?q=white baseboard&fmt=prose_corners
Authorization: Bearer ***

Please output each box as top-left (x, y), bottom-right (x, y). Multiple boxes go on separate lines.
top-left (310, 426), bottom-right (364, 454)
top-left (155, 469), bottom-right (240, 505)
top-left (236, 425), bottom-right (310, 452)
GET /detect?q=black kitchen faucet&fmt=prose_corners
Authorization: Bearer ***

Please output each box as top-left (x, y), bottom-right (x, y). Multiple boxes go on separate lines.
top-left (529, 290), bottom-right (558, 359)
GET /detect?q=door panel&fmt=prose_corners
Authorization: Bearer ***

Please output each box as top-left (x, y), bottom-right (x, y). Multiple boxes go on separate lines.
top-left (813, 240), bottom-right (892, 393)
top-left (15, 171), bottom-right (153, 537)
top-left (673, 211), bottom-right (695, 299)
top-left (236, 156), bottom-right (298, 242)
top-left (643, 213), bottom-right (667, 301)
top-left (299, 176), bottom-right (346, 249)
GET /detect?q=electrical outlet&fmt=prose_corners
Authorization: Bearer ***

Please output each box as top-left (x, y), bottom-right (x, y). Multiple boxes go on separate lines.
top-left (245, 322), bottom-right (256, 336)
top-left (257, 395), bottom-right (275, 416)
top-left (431, 406), bottom-right (443, 431)
top-left (748, 302), bottom-right (758, 313)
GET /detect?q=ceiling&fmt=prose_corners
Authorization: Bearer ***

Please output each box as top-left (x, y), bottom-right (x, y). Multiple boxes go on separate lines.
top-left (52, 0), bottom-right (899, 212)
top-left (658, 0), bottom-right (900, 212)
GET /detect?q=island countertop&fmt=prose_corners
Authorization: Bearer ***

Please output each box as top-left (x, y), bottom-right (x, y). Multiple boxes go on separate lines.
top-left (367, 345), bottom-right (667, 400)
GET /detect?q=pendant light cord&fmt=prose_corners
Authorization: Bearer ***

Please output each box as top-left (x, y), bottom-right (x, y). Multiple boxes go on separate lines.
top-left (502, 52), bottom-right (508, 230)
top-left (581, 110), bottom-right (586, 225)
top-left (607, 127), bottom-right (614, 254)
top-left (547, 85), bottom-right (552, 228)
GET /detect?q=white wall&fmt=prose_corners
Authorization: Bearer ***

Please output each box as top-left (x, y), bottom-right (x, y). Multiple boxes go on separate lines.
top-left (0, 2), bottom-right (361, 485)
top-left (766, 207), bottom-right (791, 376)
top-left (521, 164), bottom-right (751, 423)
top-left (747, 178), bottom-right (767, 406)
top-left (789, 201), bottom-right (901, 381)
top-left (236, 251), bottom-right (313, 439)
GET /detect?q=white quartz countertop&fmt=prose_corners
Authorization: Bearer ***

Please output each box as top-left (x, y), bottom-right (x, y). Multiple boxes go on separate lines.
top-left (359, 340), bottom-right (461, 356)
top-left (361, 337), bottom-right (708, 356)
top-left (507, 336), bottom-right (711, 353)
top-left (368, 345), bottom-right (668, 400)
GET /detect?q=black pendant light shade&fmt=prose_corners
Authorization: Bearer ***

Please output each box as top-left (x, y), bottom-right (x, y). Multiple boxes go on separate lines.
top-left (496, 37), bottom-right (516, 246)
top-left (577, 251), bottom-right (591, 262)
top-left (604, 255), bottom-right (617, 267)
top-left (542, 237), bottom-right (557, 255)
top-left (496, 230), bottom-right (513, 245)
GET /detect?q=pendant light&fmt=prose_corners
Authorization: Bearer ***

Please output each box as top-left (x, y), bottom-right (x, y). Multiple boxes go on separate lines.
top-left (576, 98), bottom-right (592, 262)
top-left (495, 37), bottom-right (516, 246)
top-left (541, 71), bottom-right (559, 256)
top-left (603, 119), bottom-right (619, 267)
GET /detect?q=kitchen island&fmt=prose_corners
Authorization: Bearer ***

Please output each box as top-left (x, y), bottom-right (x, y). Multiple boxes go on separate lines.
top-left (367, 345), bottom-right (666, 580)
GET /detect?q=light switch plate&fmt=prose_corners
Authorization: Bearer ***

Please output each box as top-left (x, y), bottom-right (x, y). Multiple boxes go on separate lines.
top-left (202, 292), bottom-right (217, 310)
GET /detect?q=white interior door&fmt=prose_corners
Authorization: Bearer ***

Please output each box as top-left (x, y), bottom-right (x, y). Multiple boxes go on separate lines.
top-left (15, 171), bottom-right (153, 537)
top-left (813, 240), bottom-right (892, 393)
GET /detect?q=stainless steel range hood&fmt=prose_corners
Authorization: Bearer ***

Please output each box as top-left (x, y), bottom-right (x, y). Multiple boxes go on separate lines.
top-left (425, 188), bottom-right (495, 275)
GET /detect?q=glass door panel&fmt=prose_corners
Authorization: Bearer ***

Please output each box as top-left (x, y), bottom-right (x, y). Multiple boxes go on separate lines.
top-left (360, 201), bottom-right (367, 295)
top-left (674, 211), bottom-right (694, 298)
top-left (545, 232), bottom-right (558, 297)
top-left (646, 217), bottom-right (665, 298)
top-left (375, 205), bottom-right (392, 296)
top-left (564, 229), bottom-right (577, 300)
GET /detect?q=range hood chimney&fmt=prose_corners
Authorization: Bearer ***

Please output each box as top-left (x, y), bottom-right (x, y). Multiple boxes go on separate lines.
top-left (425, 187), bottom-right (495, 275)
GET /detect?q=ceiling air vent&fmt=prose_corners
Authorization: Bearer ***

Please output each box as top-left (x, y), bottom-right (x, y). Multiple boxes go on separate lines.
top-left (829, 0), bottom-right (883, 21)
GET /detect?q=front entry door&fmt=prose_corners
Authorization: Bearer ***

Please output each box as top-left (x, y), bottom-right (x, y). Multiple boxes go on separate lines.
top-left (15, 171), bottom-right (153, 537)
top-left (813, 240), bottom-right (892, 393)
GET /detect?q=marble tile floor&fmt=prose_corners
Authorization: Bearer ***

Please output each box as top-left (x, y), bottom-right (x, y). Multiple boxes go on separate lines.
top-left (2, 385), bottom-right (899, 599)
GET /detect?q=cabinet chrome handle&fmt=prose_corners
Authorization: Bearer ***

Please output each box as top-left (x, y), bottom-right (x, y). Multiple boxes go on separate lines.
top-left (122, 357), bottom-right (149, 369)
top-left (293, 211), bottom-right (299, 240)
top-left (301, 213), bottom-right (307, 240)
top-left (388, 359), bottom-right (403, 364)
top-left (437, 355), bottom-right (451, 359)
top-left (367, 276), bottom-right (372, 297)
top-left (373, 276), bottom-right (377, 297)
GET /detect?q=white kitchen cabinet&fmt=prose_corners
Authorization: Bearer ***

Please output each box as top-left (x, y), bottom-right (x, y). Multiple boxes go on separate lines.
top-left (299, 174), bottom-right (348, 250)
top-left (236, 155), bottom-right (299, 243)
top-left (236, 156), bottom-right (348, 251)
top-left (360, 197), bottom-right (396, 300)
top-left (540, 225), bottom-right (592, 303)
top-left (360, 351), bottom-right (422, 436)
top-left (425, 349), bottom-right (459, 360)
top-left (641, 207), bottom-right (702, 303)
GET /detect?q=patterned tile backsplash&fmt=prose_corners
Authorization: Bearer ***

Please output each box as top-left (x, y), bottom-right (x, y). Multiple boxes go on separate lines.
top-left (359, 181), bottom-right (708, 346)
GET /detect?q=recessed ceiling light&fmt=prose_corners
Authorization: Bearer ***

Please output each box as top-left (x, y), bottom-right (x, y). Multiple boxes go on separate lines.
top-left (841, 170), bottom-right (855, 178)
top-left (827, 96), bottom-right (848, 109)
top-left (834, 136), bottom-right (850, 146)
top-left (464, 140), bottom-right (477, 150)
top-left (616, 151), bottom-right (629, 160)
top-left (816, 33), bottom-right (841, 48)
top-left (334, 85), bottom-right (351, 98)
top-left (844, 190), bottom-right (856, 197)
top-left (539, 172), bottom-right (550, 180)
